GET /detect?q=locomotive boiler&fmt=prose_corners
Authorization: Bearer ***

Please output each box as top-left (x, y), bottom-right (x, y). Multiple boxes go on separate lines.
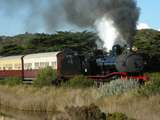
top-left (96, 45), bottom-right (144, 73)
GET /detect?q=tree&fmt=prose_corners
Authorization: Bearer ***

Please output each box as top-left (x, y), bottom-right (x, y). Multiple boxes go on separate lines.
top-left (134, 29), bottom-right (160, 71)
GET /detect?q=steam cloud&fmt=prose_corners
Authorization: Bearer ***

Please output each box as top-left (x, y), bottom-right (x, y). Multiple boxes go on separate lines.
top-left (0, 0), bottom-right (139, 50)
top-left (63, 0), bottom-right (139, 49)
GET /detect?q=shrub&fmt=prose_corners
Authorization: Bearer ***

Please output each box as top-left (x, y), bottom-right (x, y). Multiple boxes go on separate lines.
top-left (56, 104), bottom-right (136, 120)
top-left (64, 104), bottom-right (106, 120)
top-left (135, 73), bottom-right (160, 96)
top-left (33, 67), bottom-right (57, 87)
top-left (99, 79), bottom-right (140, 97)
top-left (108, 112), bottom-right (136, 120)
top-left (62, 75), bottom-right (94, 88)
top-left (0, 77), bottom-right (22, 86)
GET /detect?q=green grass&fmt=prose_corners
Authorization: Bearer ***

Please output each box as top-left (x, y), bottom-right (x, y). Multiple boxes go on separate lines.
top-left (134, 72), bottom-right (160, 96)
top-left (62, 75), bottom-right (94, 88)
top-left (0, 77), bottom-right (22, 86)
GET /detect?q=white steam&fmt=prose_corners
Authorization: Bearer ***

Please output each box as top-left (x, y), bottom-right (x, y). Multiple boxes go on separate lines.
top-left (95, 17), bottom-right (124, 51)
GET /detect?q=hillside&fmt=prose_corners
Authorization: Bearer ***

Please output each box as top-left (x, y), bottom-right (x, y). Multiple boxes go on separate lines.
top-left (134, 29), bottom-right (160, 70)
top-left (0, 31), bottom-right (99, 56)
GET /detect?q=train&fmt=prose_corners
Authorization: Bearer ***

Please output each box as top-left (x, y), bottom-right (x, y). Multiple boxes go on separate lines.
top-left (57, 45), bottom-right (148, 83)
top-left (0, 44), bottom-right (149, 83)
top-left (0, 52), bottom-right (59, 80)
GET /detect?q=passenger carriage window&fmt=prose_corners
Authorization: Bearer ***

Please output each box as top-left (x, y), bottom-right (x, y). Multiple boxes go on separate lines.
top-left (28, 63), bottom-right (32, 70)
top-left (9, 67), bottom-right (12, 70)
top-left (14, 64), bottom-right (21, 70)
top-left (5, 64), bottom-right (13, 70)
top-left (40, 62), bottom-right (49, 68)
top-left (24, 63), bottom-right (32, 70)
top-left (35, 62), bottom-right (40, 69)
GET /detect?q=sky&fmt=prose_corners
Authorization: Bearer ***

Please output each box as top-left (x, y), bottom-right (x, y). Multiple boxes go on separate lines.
top-left (0, 0), bottom-right (159, 36)
top-left (137, 0), bottom-right (160, 30)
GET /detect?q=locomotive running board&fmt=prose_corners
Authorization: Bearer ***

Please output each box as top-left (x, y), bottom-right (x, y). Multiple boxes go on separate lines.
top-left (88, 72), bottom-right (149, 82)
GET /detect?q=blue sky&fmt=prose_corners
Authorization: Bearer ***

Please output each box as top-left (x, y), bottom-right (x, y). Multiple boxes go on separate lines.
top-left (0, 0), bottom-right (159, 36)
top-left (137, 0), bottom-right (160, 30)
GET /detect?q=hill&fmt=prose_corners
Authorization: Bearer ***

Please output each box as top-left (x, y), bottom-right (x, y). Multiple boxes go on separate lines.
top-left (134, 29), bottom-right (160, 70)
top-left (0, 31), bottom-right (99, 56)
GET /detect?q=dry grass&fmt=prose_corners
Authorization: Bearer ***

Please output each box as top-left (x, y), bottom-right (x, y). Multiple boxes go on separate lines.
top-left (0, 84), bottom-right (159, 120)
top-left (97, 94), bottom-right (160, 120)
top-left (0, 85), bottom-right (100, 112)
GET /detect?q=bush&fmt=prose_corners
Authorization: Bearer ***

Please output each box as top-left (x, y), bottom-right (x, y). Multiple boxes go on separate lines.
top-left (65, 104), bottom-right (106, 120)
top-left (56, 104), bottom-right (136, 120)
top-left (62, 75), bottom-right (94, 88)
top-left (33, 67), bottom-right (57, 87)
top-left (0, 77), bottom-right (22, 86)
top-left (108, 112), bottom-right (136, 120)
top-left (135, 73), bottom-right (160, 96)
top-left (99, 79), bottom-right (140, 96)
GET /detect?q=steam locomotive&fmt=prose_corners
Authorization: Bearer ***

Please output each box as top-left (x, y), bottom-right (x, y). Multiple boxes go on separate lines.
top-left (56, 45), bottom-right (148, 82)
top-left (0, 44), bottom-right (148, 83)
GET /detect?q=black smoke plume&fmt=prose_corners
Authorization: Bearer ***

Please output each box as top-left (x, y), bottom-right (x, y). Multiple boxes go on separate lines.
top-left (1, 0), bottom-right (139, 46)
top-left (63, 0), bottom-right (139, 47)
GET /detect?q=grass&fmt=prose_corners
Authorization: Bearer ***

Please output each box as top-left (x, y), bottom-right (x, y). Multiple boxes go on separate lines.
top-left (0, 72), bottom-right (159, 120)
top-left (0, 85), bottom-right (100, 112)
top-left (62, 75), bottom-right (94, 88)
top-left (0, 77), bottom-right (22, 86)
top-left (0, 85), bottom-right (159, 120)
top-left (134, 72), bottom-right (160, 96)
top-left (99, 79), bottom-right (140, 97)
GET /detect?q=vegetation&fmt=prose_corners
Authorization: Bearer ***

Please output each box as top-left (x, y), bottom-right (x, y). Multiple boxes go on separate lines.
top-left (0, 83), bottom-right (159, 119)
top-left (62, 75), bottom-right (94, 88)
top-left (33, 67), bottom-right (57, 87)
top-left (107, 112), bottom-right (136, 120)
top-left (0, 77), bottom-right (22, 86)
top-left (134, 29), bottom-right (160, 70)
top-left (99, 79), bottom-right (140, 96)
top-left (59, 104), bottom-right (135, 120)
top-left (0, 73), bottom-right (159, 120)
top-left (0, 31), bottom-right (99, 56)
top-left (135, 72), bottom-right (160, 96)
top-left (0, 29), bottom-right (160, 119)
top-left (63, 104), bottom-right (106, 120)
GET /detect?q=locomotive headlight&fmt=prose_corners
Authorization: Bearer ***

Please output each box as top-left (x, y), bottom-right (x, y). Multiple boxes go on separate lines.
top-left (132, 46), bottom-right (138, 52)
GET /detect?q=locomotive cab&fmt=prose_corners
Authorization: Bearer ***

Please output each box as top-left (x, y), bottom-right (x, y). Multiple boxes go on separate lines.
top-left (95, 45), bottom-right (123, 74)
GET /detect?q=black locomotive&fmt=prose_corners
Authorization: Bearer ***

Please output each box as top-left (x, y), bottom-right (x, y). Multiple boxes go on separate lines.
top-left (57, 45), bottom-right (148, 82)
